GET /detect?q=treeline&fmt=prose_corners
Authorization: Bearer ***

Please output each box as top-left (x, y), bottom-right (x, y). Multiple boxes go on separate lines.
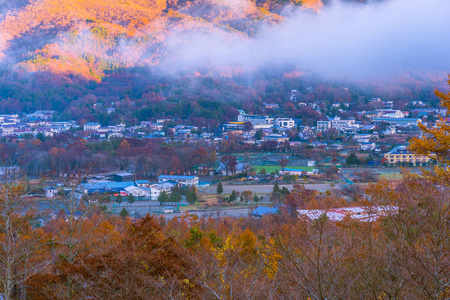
top-left (3, 132), bottom-right (342, 177)
top-left (0, 175), bottom-right (448, 299)
top-left (0, 129), bottom-right (368, 177)
top-left (1, 135), bottom-right (216, 177)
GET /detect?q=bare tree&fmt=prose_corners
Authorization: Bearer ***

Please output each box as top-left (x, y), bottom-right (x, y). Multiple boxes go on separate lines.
top-left (0, 155), bottom-right (49, 299)
top-left (279, 158), bottom-right (289, 175)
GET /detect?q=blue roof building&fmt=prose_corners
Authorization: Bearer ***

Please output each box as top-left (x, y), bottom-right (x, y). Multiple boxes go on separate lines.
top-left (251, 206), bottom-right (279, 218)
top-left (80, 181), bottom-right (136, 194)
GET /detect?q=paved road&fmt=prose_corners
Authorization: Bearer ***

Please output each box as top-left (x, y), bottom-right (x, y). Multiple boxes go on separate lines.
top-left (204, 183), bottom-right (336, 194)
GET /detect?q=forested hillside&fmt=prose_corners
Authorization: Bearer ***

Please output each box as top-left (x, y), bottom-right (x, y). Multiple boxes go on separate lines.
top-left (0, 0), bottom-right (446, 118)
top-left (0, 0), bottom-right (322, 78)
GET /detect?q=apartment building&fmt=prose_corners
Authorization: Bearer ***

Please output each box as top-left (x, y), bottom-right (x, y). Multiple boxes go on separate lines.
top-left (384, 146), bottom-right (432, 166)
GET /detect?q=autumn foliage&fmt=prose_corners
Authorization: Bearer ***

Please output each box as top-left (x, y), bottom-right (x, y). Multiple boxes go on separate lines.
top-left (10, 175), bottom-right (446, 299)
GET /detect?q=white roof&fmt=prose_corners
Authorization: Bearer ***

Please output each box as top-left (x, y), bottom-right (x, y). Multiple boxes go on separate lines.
top-left (124, 186), bottom-right (143, 192)
top-left (298, 206), bottom-right (398, 222)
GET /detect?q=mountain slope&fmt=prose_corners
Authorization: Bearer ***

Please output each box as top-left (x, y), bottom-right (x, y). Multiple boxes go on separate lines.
top-left (0, 0), bottom-right (321, 79)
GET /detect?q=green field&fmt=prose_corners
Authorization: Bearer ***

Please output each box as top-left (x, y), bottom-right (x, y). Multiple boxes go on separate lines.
top-left (252, 165), bottom-right (316, 173)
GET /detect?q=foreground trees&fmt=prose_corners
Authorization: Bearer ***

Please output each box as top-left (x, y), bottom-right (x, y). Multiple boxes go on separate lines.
top-left (0, 172), bottom-right (48, 299)
top-left (0, 170), bottom-right (445, 299)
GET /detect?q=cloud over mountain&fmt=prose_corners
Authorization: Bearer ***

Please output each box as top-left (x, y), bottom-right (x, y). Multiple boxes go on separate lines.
top-left (0, 0), bottom-right (448, 80)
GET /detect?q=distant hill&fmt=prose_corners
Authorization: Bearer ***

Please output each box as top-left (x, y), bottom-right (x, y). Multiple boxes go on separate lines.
top-left (0, 0), bottom-right (329, 80)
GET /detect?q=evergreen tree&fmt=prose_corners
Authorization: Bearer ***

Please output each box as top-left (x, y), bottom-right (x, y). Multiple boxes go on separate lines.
top-left (271, 181), bottom-right (283, 203)
top-left (158, 191), bottom-right (170, 204)
top-left (127, 194), bottom-right (135, 206)
top-left (229, 190), bottom-right (237, 203)
top-left (115, 194), bottom-right (123, 204)
top-left (186, 188), bottom-right (197, 205)
top-left (169, 192), bottom-right (182, 203)
top-left (36, 132), bottom-right (45, 142)
top-left (346, 153), bottom-right (360, 166)
top-left (281, 186), bottom-right (290, 195)
top-left (120, 208), bottom-right (129, 219)
top-left (254, 129), bottom-right (263, 140)
top-left (273, 181), bottom-right (281, 193)
top-left (217, 181), bottom-right (224, 195)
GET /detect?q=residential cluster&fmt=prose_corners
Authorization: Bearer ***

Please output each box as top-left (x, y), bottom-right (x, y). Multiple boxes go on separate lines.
top-left (46, 171), bottom-right (203, 201)
top-left (0, 111), bottom-right (77, 137)
top-left (2, 95), bottom-right (445, 172)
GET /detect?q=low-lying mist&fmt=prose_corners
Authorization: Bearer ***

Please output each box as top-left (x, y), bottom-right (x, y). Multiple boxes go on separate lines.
top-left (164, 0), bottom-right (450, 80)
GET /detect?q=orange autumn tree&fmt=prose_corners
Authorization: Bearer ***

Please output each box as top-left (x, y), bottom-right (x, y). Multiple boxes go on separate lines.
top-left (409, 74), bottom-right (450, 182)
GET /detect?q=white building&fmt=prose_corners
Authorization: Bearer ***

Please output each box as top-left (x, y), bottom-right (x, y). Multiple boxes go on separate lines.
top-left (383, 126), bottom-right (396, 135)
top-left (124, 186), bottom-right (149, 198)
top-left (330, 117), bottom-right (356, 131)
top-left (353, 134), bottom-right (372, 143)
top-left (376, 110), bottom-right (405, 118)
top-left (360, 142), bottom-right (376, 151)
top-left (275, 118), bottom-right (295, 128)
top-left (149, 186), bottom-right (162, 200)
top-left (84, 122), bottom-right (101, 131)
top-left (238, 113), bottom-right (273, 125)
top-left (317, 121), bottom-right (331, 133)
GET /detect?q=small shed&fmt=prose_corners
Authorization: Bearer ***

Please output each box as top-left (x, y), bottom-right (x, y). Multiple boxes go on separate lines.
top-left (45, 186), bottom-right (58, 198)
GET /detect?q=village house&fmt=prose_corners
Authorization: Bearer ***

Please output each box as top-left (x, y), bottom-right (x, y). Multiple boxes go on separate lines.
top-left (197, 165), bottom-right (216, 176)
top-left (135, 180), bottom-right (151, 187)
top-left (353, 134), bottom-right (372, 143)
top-left (45, 186), bottom-right (58, 198)
top-left (264, 103), bottom-right (280, 110)
top-left (148, 186), bottom-right (162, 200)
top-left (84, 122), bottom-right (101, 131)
top-left (359, 142), bottom-right (376, 151)
top-left (216, 162), bottom-right (250, 176)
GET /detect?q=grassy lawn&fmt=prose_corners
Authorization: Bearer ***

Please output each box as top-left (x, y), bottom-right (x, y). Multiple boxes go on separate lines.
top-left (198, 193), bottom-right (218, 204)
top-left (252, 165), bottom-right (316, 173)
